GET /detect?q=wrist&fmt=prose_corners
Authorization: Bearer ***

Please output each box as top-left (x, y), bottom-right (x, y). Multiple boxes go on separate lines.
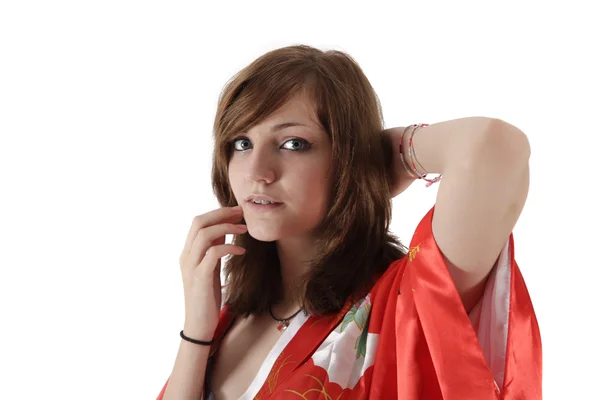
top-left (387, 127), bottom-right (418, 197)
top-left (180, 330), bottom-right (214, 346)
top-left (182, 324), bottom-right (215, 342)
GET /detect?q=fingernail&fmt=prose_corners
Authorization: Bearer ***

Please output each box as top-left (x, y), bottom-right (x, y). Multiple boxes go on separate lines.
top-left (232, 205), bottom-right (242, 211)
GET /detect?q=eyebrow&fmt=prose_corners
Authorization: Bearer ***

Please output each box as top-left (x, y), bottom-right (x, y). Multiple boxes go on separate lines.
top-left (242, 122), bottom-right (309, 134)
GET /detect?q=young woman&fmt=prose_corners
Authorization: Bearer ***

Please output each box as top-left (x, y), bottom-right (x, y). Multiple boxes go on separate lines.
top-left (157, 45), bottom-right (541, 399)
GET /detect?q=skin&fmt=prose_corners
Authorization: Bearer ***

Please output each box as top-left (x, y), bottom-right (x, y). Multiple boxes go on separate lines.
top-left (384, 119), bottom-right (530, 312)
top-left (229, 101), bottom-right (531, 316)
top-left (227, 91), bottom-right (333, 314)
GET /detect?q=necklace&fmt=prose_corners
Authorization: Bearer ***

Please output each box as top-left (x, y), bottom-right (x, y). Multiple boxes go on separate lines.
top-left (268, 304), bottom-right (303, 332)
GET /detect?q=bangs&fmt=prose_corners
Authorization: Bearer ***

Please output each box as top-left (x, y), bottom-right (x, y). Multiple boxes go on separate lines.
top-left (219, 73), bottom-right (324, 143)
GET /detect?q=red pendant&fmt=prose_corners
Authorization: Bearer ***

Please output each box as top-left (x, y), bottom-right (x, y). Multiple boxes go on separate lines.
top-left (277, 322), bottom-right (288, 331)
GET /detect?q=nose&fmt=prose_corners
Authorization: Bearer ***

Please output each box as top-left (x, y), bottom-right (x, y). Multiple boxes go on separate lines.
top-left (244, 146), bottom-right (277, 184)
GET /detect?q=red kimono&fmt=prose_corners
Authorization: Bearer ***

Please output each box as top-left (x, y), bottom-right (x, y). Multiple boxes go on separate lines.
top-left (157, 205), bottom-right (542, 399)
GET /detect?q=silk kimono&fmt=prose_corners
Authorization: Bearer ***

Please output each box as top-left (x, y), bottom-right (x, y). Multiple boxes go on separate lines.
top-left (157, 205), bottom-right (542, 399)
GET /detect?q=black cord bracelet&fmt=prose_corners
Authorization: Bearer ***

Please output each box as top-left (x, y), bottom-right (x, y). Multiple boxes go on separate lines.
top-left (180, 330), bottom-right (214, 346)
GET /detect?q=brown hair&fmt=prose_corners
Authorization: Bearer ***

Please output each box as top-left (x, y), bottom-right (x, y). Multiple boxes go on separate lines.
top-left (211, 44), bottom-right (407, 318)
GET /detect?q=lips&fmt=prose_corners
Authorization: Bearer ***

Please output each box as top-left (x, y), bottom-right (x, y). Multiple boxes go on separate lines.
top-left (248, 200), bottom-right (282, 205)
top-left (247, 201), bottom-right (284, 213)
top-left (246, 196), bottom-right (282, 204)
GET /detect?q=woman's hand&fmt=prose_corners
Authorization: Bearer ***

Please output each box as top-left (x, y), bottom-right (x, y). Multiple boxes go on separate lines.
top-left (179, 206), bottom-right (247, 341)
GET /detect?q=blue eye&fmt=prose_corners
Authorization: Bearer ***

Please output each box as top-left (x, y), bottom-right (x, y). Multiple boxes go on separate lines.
top-left (231, 137), bottom-right (313, 152)
top-left (282, 138), bottom-right (312, 151)
top-left (231, 137), bottom-right (251, 151)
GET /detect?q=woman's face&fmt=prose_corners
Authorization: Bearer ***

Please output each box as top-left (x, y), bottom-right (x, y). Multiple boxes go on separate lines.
top-left (228, 92), bottom-right (332, 242)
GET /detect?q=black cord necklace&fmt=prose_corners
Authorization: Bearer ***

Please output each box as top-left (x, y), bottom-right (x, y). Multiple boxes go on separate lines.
top-left (269, 304), bottom-right (303, 332)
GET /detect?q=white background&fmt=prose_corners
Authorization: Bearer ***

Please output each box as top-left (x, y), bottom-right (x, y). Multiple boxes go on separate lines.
top-left (1, 1), bottom-right (598, 399)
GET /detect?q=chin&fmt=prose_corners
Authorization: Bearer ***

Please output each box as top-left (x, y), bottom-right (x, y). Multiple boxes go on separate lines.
top-left (250, 236), bottom-right (278, 243)
top-left (246, 227), bottom-right (280, 243)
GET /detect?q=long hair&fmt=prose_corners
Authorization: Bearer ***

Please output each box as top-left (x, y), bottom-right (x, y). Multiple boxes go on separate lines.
top-left (211, 44), bottom-right (407, 318)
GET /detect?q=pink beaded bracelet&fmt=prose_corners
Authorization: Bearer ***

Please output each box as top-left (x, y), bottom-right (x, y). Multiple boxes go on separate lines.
top-left (398, 123), bottom-right (442, 187)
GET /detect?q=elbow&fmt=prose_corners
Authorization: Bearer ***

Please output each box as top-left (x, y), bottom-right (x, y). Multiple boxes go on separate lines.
top-left (458, 118), bottom-right (531, 174)
top-left (485, 118), bottom-right (531, 160)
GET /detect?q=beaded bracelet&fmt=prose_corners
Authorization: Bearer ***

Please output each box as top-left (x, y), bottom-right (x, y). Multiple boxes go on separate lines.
top-left (398, 123), bottom-right (443, 187)
top-left (398, 126), bottom-right (422, 180)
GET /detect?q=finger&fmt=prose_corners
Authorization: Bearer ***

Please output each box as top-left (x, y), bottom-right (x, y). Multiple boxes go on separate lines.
top-left (183, 206), bottom-right (243, 249)
top-left (183, 207), bottom-right (244, 254)
top-left (189, 222), bottom-right (247, 264)
top-left (196, 244), bottom-right (245, 279)
top-left (213, 259), bottom-right (222, 305)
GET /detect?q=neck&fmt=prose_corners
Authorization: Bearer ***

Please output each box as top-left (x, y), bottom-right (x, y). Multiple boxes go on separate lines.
top-left (274, 235), bottom-right (314, 313)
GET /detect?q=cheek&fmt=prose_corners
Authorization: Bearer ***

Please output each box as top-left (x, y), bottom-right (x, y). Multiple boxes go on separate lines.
top-left (300, 170), bottom-right (331, 206)
top-left (227, 165), bottom-right (242, 195)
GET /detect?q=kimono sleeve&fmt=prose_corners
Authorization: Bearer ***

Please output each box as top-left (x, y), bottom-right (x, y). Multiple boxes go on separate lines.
top-left (397, 205), bottom-right (542, 399)
top-left (156, 379), bottom-right (168, 400)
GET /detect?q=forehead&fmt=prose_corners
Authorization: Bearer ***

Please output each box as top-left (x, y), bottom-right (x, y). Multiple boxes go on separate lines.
top-left (274, 92), bottom-right (316, 117)
top-left (246, 92), bottom-right (322, 134)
